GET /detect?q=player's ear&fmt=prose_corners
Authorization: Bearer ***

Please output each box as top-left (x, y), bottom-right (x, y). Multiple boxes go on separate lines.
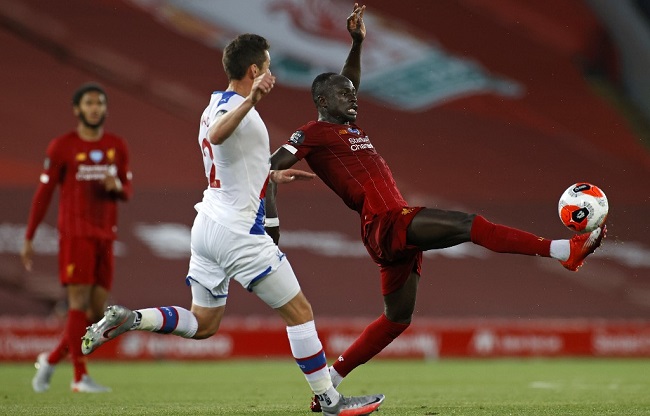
top-left (249, 64), bottom-right (259, 79)
top-left (72, 105), bottom-right (80, 117)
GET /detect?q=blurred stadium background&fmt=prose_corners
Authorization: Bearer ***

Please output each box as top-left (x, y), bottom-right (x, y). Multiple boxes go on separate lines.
top-left (1, 0), bottom-right (649, 361)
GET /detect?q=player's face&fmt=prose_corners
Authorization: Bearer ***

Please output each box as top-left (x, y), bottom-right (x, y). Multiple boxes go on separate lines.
top-left (323, 76), bottom-right (358, 124)
top-left (254, 51), bottom-right (271, 77)
top-left (74, 91), bottom-right (107, 129)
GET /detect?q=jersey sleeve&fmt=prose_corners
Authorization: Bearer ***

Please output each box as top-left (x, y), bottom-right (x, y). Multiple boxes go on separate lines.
top-left (282, 123), bottom-right (319, 161)
top-left (209, 93), bottom-right (249, 131)
top-left (24, 139), bottom-right (64, 240)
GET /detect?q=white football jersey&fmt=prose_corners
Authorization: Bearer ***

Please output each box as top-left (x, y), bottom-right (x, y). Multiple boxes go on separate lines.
top-left (195, 91), bottom-right (270, 233)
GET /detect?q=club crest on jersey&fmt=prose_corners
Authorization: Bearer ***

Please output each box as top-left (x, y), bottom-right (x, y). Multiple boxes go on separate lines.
top-left (89, 150), bottom-right (104, 163)
top-left (401, 208), bottom-right (415, 215)
top-left (289, 130), bottom-right (305, 145)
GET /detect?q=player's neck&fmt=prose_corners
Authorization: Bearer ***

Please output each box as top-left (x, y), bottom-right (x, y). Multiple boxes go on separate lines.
top-left (226, 79), bottom-right (252, 98)
top-left (318, 114), bottom-right (350, 126)
top-left (77, 125), bottom-right (104, 141)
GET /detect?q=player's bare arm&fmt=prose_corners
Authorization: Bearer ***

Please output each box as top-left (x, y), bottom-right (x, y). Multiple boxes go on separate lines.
top-left (265, 148), bottom-right (302, 244)
top-left (208, 71), bottom-right (276, 145)
top-left (341, 3), bottom-right (365, 90)
top-left (270, 168), bottom-right (316, 184)
top-left (270, 147), bottom-right (301, 174)
top-left (20, 239), bottom-right (34, 272)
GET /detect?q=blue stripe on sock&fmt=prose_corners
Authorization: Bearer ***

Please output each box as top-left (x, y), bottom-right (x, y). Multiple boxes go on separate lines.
top-left (156, 306), bottom-right (179, 334)
top-left (296, 349), bottom-right (327, 375)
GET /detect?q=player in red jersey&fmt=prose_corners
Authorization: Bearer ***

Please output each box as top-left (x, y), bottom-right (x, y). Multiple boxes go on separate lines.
top-left (266, 4), bottom-right (606, 411)
top-left (22, 82), bottom-right (132, 393)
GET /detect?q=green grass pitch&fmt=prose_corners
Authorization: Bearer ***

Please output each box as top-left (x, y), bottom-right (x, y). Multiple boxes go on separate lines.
top-left (1, 358), bottom-right (649, 415)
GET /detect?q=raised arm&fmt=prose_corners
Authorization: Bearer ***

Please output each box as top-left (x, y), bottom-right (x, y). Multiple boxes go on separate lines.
top-left (208, 71), bottom-right (276, 145)
top-left (341, 3), bottom-right (366, 91)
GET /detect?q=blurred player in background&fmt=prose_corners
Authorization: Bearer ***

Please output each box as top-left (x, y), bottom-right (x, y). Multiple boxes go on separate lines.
top-left (81, 31), bottom-right (383, 415)
top-left (22, 82), bottom-right (132, 393)
top-left (265, 4), bottom-right (606, 412)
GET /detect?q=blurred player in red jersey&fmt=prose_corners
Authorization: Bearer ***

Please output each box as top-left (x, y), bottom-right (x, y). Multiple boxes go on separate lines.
top-left (266, 4), bottom-right (606, 411)
top-left (22, 82), bottom-right (132, 393)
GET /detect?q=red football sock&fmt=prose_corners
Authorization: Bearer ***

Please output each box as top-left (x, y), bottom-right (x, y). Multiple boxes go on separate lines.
top-left (332, 314), bottom-right (409, 377)
top-left (470, 215), bottom-right (551, 257)
top-left (66, 309), bottom-right (88, 382)
top-left (48, 325), bottom-right (70, 365)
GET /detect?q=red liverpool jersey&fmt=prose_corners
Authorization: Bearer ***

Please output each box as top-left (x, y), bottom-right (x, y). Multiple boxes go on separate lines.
top-left (283, 121), bottom-right (407, 218)
top-left (25, 131), bottom-right (132, 240)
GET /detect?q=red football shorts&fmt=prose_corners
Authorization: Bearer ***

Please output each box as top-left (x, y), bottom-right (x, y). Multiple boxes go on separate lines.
top-left (58, 237), bottom-right (114, 289)
top-left (362, 207), bottom-right (424, 296)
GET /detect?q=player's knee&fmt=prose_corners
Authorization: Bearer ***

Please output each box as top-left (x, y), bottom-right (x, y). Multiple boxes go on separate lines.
top-left (277, 292), bottom-right (314, 326)
top-left (384, 306), bottom-right (414, 324)
top-left (190, 307), bottom-right (223, 339)
top-left (193, 320), bottom-right (220, 339)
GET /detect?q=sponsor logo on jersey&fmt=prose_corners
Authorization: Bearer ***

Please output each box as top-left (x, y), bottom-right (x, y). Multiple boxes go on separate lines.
top-left (76, 165), bottom-right (111, 181)
top-left (347, 127), bottom-right (361, 135)
top-left (89, 150), bottom-right (104, 163)
top-left (348, 135), bottom-right (374, 151)
top-left (288, 130), bottom-right (305, 145)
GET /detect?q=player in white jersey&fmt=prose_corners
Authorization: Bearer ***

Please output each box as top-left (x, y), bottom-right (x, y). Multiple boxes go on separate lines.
top-left (81, 24), bottom-right (384, 416)
top-left (192, 90), bottom-right (285, 293)
top-left (197, 89), bottom-right (271, 230)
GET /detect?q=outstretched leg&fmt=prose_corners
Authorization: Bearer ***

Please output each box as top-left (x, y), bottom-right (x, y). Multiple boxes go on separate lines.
top-left (407, 209), bottom-right (552, 255)
top-left (408, 209), bottom-right (605, 270)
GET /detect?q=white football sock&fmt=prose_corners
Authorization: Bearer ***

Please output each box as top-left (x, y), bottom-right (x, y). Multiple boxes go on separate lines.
top-left (134, 306), bottom-right (198, 338)
top-left (550, 240), bottom-right (570, 261)
top-left (286, 321), bottom-right (340, 405)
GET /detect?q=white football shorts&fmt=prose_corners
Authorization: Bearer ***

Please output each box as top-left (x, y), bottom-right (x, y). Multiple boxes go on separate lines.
top-left (186, 211), bottom-right (300, 309)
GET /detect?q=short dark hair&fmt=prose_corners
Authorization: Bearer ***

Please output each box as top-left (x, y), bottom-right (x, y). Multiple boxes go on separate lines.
top-left (311, 72), bottom-right (338, 105)
top-left (72, 82), bottom-right (107, 106)
top-left (222, 34), bottom-right (270, 81)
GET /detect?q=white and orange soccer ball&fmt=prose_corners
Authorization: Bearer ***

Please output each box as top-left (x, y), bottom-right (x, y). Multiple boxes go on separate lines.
top-left (558, 182), bottom-right (609, 233)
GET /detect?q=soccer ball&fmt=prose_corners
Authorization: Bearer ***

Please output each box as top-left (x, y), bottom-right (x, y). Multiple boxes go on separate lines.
top-left (558, 182), bottom-right (608, 233)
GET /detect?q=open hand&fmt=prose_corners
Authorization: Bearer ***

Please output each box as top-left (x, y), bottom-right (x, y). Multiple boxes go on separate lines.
top-left (347, 3), bottom-right (366, 42)
top-left (270, 168), bottom-right (317, 184)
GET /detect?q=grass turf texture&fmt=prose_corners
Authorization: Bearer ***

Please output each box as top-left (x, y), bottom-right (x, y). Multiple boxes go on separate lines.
top-left (1, 359), bottom-right (649, 415)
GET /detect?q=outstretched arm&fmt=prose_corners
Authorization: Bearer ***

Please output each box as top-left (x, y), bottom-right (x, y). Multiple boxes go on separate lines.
top-left (341, 3), bottom-right (366, 91)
